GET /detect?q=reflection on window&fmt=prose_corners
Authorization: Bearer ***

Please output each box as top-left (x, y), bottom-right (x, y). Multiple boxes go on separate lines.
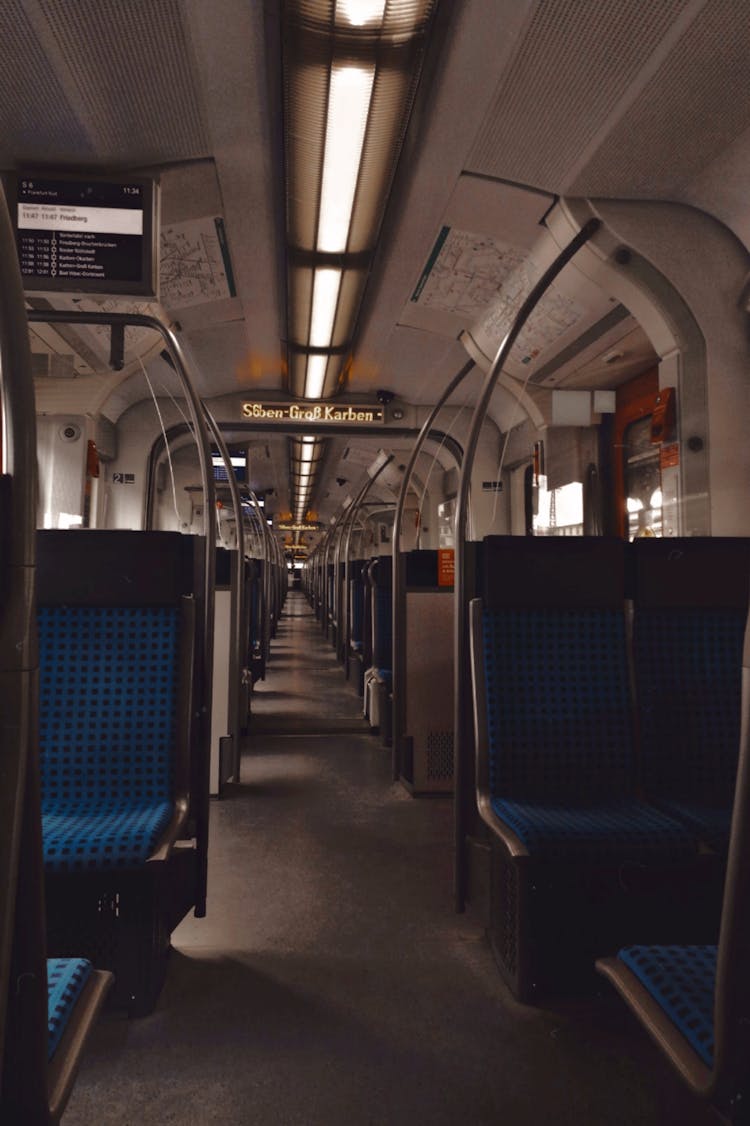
top-left (624, 416), bottom-right (662, 540)
top-left (437, 499), bottom-right (455, 548)
top-left (533, 477), bottom-right (583, 536)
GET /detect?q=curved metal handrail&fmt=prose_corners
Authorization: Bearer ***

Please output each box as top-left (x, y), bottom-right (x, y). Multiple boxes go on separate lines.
top-left (452, 218), bottom-right (601, 911)
top-left (339, 455), bottom-right (394, 666)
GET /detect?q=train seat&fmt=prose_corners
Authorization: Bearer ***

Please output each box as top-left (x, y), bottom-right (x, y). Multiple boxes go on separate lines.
top-left (39, 605), bottom-right (178, 873)
top-left (488, 797), bottom-right (694, 862)
top-left (632, 537), bottom-right (750, 855)
top-left (37, 530), bottom-right (203, 1016)
top-left (47, 958), bottom-right (94, 1061)
top-left (595, 542), bottom-right (750, 1123)
top-left (471, 536), bottom-right (710, 1003)
top-left (602, 945), bottom-right (716, 1067)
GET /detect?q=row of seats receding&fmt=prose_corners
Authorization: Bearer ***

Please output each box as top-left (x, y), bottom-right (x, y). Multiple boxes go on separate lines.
top-left (470, 531), bottom-right (743, 1008)
top-left (311, 549), bottom-right (455, 796)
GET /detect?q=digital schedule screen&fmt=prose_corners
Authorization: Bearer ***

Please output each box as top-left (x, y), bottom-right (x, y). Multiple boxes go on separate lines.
top-left (212, 450), bottom-right (247, 484)
top-left (14, 172), bottom-right (157, 296)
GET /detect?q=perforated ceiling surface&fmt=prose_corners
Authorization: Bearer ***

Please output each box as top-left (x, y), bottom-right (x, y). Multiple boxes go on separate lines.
top-left (33, 0), bottom-right (210, 163)
top-left (570, 0), bottom-right (750, 197)
top-left (0, 1), bottom-right (93, 164)
top-left (466, 0), bottom-right (691, 192)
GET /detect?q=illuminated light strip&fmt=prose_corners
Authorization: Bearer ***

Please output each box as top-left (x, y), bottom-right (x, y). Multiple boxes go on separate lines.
top-left (309, 267), bottom-right (342, 347)
top-left (317, 65), bottom-right (376, 253)
top-left (337, 0), bottom-right (387, 27)
top-left (304, 354), bottom-right (329, 399)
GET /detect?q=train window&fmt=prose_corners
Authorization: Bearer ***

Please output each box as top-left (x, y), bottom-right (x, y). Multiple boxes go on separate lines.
top-left (437, 499), bottom-right (455, 548)
top-left (623, 415), bottom-right (662, 539)
top-left (532, 476), bottom-right (584, 537)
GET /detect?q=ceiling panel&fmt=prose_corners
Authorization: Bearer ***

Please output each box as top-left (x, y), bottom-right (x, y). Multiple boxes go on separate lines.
top-left (570, 0), bottom-right (750, 198)
top-left (33, 0), bottom-right (210, 163)
top-left (466, 0), bottom-right (690, 191)
top-left (0, 0), bottom-right (94, 163)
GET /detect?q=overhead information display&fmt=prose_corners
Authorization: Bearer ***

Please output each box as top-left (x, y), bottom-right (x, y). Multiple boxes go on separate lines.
top-left (15, 173), bottom-right (156, 296)
top-left (241, 401), bottom-right (384, 425)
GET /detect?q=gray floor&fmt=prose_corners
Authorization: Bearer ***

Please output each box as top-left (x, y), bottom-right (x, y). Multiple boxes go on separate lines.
top-left (64, 591), bottom-right (721, 1125)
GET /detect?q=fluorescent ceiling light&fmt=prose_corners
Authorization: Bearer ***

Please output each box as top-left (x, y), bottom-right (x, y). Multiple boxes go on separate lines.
top-left (309, 268), bottom-right (342, 347)
top-left (304, 354), bottom-right (328, 399)
top-left (317, 65), bottom-right (375, 253)
top-left (337, 0), bottom-right (386, 26)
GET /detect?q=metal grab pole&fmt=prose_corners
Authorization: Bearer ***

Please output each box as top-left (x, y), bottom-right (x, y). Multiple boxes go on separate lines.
top-left (452, 218), bottom-right (601, 912)
top-left (0, 185), bottom-right (39, 1073)
top-left (322, 506), bottom-right (349, 638)
top-left (202, 404), bottom-right (245, 786)
top-left (27, 308), bottom-right (216, 917)
top-left (246, 487), bottom-right (273, 672)
top-left (340, 456), bottom-right (394, 666)
top-left (391, 360), bottom-right (475, 781)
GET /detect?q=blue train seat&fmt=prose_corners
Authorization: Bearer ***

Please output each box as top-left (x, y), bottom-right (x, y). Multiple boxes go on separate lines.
top-left (37, 530), bottom-right (204, 1016)
top-left (470, 536), bottom-right (707, 1002)
top-left (46, 958), bottom-right (94, 1062)
top-left (596, 546), bottom-right (750, 1122)
top-left (598, 725), bottom-right (750, 1120)
top-left (39, 605), bottom-right (179, 873)
top-left (632, 538), bottom-right (750, 853)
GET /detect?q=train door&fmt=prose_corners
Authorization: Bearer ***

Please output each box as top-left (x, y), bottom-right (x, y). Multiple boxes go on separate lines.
top-left (612, 367), bottom-right (667, 540)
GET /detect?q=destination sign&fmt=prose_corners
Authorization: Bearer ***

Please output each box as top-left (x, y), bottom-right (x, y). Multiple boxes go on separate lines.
top-left (277, 522), bottom-right (321, 531)
top-left (15, 172), bottom-right (156, 296)
top-left (241, 401), bottom-right (384, 425)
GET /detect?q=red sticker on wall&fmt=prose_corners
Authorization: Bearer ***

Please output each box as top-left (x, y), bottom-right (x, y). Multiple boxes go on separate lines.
top-left (438, 548), bottom-right (455, 587)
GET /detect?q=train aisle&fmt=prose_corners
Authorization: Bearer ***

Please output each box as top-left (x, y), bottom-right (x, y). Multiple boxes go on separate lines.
top-left (64, 591), bottom-right (716, 1125)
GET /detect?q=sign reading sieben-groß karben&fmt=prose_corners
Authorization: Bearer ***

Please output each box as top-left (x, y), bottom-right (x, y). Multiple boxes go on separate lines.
top-left (241, 401), bottom-right (384, 425)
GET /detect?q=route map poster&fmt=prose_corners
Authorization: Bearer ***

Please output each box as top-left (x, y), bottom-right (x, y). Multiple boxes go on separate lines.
top-left (159, 216), bottom-right (237, 309)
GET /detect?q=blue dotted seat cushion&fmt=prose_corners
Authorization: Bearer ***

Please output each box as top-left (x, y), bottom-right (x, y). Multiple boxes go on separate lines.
top-left (38, 605), bottom-right (179, 872)
top-left (43, 800), bottom-right (174, 871)
top-left (634, 608), bottom-right (744, 806)
top-left (482, 608), bottom-right (633, 802)
top-left (618, 945), bottom-right (716, 1068)
top-left (653, 799), bottom-right (731, 854)
top-left (490, 797), bottom-right (697, 861)
top-left (47, 957), bottom-right (92, 1061)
